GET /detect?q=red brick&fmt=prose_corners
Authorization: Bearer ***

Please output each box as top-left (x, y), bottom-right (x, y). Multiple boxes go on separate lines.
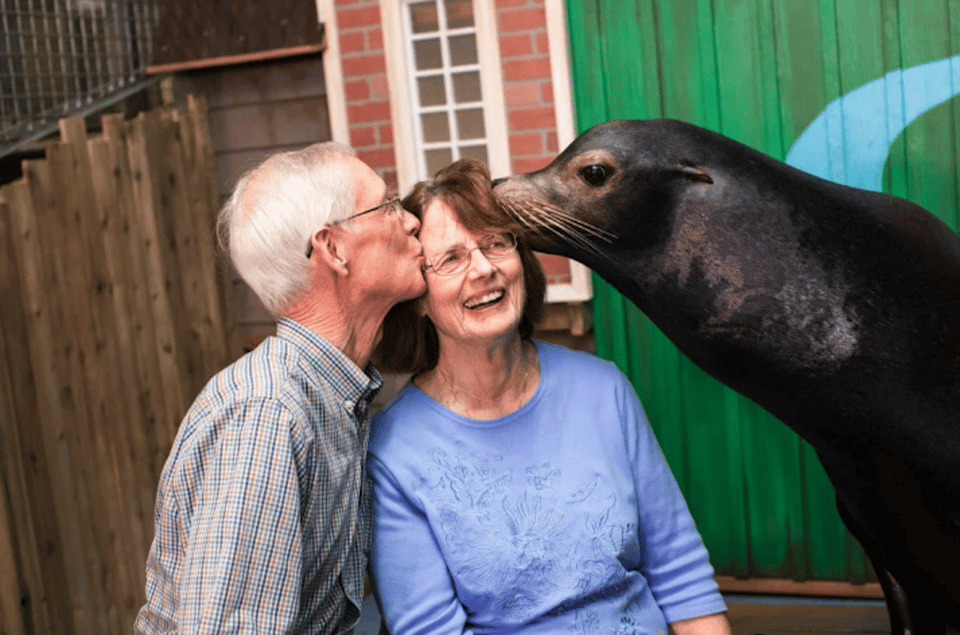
top-left (344, 79), bottom-right (370, 101)
top-left (509, 132), bottom-right (544, 155)
top-left (379, 122), bottom-right (394, 145)
top-left (495, 0), bottom-right (528, 9)
top-left (498, 33), bottom-right (534, 58)
top-left (508, 106), bottom-right (556, 130)
top-left (358, 147), bottom-right (396, 169)
top-left (341, 54), bottom-right (386, 77)
top-left (504, 83), bottom-right (541, 107)
top-left (367, 26), bottom-right (384, 50)
top-left (498, 7), bottom-right (546, 32)
top-left (539, 81), bottom-right (554, 104)
top-left (546, 130), bottom-right (558, 153)
top-left (338, 5), bottom-right (381, 28)
top-left (369, 74), bottom-right (390, 98)
top-left (350, 125), bottom-right (377, 148)
top-left (513, 156), bottom-right (553, 173)
top-left (339, 31), bottom-right (365, 54)
top-left (348, 100), bottom-right (392, 123)
top-left (535, 31), bottom-right (551, 54)
top-left (503, 57), bottom-right (552, 82)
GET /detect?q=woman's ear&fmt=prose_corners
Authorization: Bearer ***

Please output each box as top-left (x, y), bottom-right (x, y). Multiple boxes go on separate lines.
top-left (313, 226), bottom-right (350, 276)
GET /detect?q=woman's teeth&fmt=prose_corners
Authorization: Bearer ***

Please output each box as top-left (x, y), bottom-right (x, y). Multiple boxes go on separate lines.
top-left (465, 289), bottom-right (504, 309)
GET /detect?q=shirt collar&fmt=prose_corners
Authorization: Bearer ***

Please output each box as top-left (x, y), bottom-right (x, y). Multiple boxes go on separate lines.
top-left (276, 317), bottom-right (383, 409)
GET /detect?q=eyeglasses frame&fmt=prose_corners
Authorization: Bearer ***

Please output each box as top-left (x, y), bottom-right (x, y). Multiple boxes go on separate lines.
top-left (305, 197), bottom-right (402, 258)
top-left (422, 231), bottom-right (518, 277)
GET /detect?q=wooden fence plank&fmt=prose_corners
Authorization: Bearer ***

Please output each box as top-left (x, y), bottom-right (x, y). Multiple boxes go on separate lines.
top-left (187, 93), bottom-right (242, 365)
top-left (126, 112), bottom-right (190, 451)
top-left (44, 135), bottom-right (127, 634)
top-left (0, 463), bottom-right (27, 635)
top-left (0, 186), bottom-right (63, 633)
top-left (87, 134), bottom-right (159, 588)
top-left (172, 105), bottom-right (230, 377)
top-left (4, 171), bottom-right (85, 635)
top-left (97, 114), bottom-right (169, 489)
top-left (0, 191), bottom-right (38, 635)
top-left (154, 108), bottom-right (222, 393)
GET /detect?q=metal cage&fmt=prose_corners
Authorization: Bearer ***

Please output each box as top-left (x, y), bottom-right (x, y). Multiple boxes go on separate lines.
top-left (0, 0), bottom-right (159, 157)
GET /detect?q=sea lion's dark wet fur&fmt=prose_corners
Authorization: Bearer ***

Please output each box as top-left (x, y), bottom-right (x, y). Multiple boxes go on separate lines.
top-left (493, 119), bottom-right (960, 635)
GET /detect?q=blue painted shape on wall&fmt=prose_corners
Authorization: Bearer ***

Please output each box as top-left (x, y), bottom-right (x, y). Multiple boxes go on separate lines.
top-left (785, 54), bottom-right (960, 192)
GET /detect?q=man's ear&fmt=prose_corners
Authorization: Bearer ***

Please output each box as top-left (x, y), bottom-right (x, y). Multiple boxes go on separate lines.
top-left (313, 226), bottom-right (350, 276)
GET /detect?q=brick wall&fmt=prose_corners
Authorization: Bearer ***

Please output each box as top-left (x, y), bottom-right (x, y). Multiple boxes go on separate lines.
top-left (335, 0), bottom-right (398, 190)
top-left (496, 0), bottom-right (558, 174)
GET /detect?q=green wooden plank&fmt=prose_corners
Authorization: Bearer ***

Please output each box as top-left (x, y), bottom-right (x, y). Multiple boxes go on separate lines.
top-left (772, 0), bottom-right (831, 146)
top-left (896, 2), bottom-right (957, 229)
top-left (566, 0), bottom-right (610, 131)
top-left (950, 0), bottom-right (960, 232)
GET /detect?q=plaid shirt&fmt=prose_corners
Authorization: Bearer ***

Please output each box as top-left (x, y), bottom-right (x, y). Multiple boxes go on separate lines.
top-left (135, 318), bottom-right (381, 634)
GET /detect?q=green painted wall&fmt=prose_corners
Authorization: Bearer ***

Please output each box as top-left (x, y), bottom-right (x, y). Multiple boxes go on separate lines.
top-left (565, 0), bottom-right (960, 582)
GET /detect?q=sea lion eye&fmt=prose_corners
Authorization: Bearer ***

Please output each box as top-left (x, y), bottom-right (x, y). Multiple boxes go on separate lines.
top-left (580, 164), bottom-right (610, 186)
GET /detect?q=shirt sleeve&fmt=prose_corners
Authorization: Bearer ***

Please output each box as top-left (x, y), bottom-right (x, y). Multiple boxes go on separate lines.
top-left (175, 398), bottom-right (306, 632)
top-left (367, 454), bottom-right (474, 635)
top-left (617, 373), bottom-right (727, 624)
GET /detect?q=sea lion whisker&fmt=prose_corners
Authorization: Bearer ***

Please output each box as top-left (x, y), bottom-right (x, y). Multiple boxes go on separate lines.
top-left (534, 216), bottom-right (612, 259)
top-left (523, 201), bottom-right (617, 242)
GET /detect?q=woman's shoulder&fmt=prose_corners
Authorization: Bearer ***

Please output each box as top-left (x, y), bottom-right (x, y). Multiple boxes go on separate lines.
top-left (534, 339), bottom-right (625, 383)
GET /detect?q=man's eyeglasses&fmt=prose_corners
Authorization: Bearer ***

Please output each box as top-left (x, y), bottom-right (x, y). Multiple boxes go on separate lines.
top-left (423, 232), bottom-right (518, 277)
top-left (306, 197), bottom-right (402, 258)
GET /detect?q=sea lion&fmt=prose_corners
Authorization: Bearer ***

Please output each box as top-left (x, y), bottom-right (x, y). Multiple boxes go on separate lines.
top-left (492, 118), bottom-right (960, 635)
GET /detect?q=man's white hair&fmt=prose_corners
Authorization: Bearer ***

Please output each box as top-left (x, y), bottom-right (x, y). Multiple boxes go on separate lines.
top-left (217, 141), bottom-right (358, 316)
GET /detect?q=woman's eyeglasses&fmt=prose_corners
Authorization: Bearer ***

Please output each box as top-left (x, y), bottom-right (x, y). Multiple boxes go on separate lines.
top-left (422, 232), bottom-right (517, 277)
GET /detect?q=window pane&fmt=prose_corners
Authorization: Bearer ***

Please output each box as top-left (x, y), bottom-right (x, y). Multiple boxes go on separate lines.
top-left (456, 108), bottom-right (485, 139)
top-left (418, 75), bottom-right (447, 106)
top-left (421, 112), bottom-right (451, 142)
top-left (414, 38), bottom-right (443, 70)
top-left (410, 1), bottom-right (439, 33)
top-left (449, 34), bottom-right (478, 66)
top-left (452, 71), bottom-right (481, 103)
top-left (426, 148), bottom-right (453, 175)
top-left (460, 144), bottom-right (488, 165)
top-left (445, 0), bottom-right (474, 28)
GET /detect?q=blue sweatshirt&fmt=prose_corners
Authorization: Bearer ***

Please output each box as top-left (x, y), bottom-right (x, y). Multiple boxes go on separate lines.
top-left (368, 340), bottom-right (725, 635)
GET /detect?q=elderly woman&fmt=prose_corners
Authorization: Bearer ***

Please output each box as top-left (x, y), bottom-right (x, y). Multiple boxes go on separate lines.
top-left (368, 159), bottom-right (730, 635)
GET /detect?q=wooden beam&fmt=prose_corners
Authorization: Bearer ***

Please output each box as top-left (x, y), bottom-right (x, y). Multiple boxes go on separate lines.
top-left (717, 575), bottom-right (884, 599)
top-left (145, 42), bottom-right (325, 75)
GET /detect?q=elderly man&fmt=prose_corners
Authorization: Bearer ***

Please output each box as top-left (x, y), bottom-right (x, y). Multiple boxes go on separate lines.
top-left (135, 142), bottom-right (425, 633)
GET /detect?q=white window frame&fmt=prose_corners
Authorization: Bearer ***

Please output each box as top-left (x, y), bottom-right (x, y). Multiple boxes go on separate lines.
top-left (381, 0), bottom-right (510, 192)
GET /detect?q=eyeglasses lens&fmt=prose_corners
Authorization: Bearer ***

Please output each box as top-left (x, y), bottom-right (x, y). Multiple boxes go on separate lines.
top-left (429, 232), bottom-right (517, 276)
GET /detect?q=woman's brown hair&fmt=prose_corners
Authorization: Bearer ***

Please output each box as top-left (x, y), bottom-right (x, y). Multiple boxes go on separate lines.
top-left (374, 159), bottom-right (546, 375)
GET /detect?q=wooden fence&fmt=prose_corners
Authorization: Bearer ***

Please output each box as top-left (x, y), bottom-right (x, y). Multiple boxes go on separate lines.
top-left (0, 95), bottom-right (241, 634)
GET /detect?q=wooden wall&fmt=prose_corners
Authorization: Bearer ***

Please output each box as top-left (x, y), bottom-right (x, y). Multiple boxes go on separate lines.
top-left (171, 55), bottom-right (332, 349)
top-left (0, 96), bottom-right (240, 634)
